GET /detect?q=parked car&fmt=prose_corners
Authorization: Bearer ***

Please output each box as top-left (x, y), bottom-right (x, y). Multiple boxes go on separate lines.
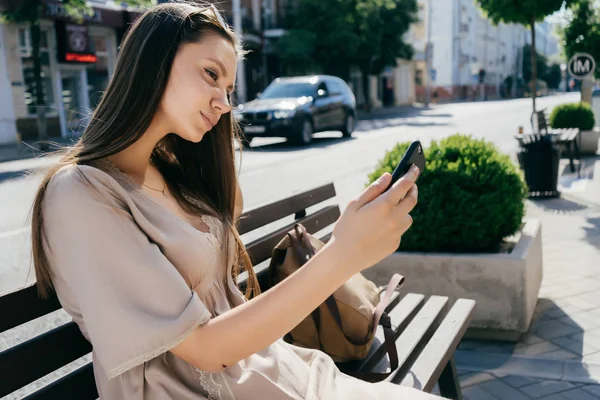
top-left (234, 75), bottom-right (357, 146)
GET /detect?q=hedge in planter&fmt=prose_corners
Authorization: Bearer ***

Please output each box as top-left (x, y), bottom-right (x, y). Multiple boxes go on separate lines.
top-left (368, 134), bottom-right (528, 253)
top-left (549, 102), bottom-right (595, 130)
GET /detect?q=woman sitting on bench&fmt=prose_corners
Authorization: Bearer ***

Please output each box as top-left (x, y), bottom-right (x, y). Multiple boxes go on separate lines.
top-left (29, 3), bottom-right (440, 399)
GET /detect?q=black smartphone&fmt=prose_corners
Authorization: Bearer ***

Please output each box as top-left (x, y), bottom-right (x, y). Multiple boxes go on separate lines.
top-left (384, 140), bottom-right (426, 192)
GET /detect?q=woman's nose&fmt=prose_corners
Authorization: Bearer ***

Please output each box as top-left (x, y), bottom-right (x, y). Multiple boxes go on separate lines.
top-left (212, 92), bottom-right (232, 114)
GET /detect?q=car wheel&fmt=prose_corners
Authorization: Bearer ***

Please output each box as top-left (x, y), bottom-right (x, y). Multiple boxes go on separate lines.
top-left (294, 119), bottom-right (313, 145)
top-left (341, 113), bottom-right (355, 137)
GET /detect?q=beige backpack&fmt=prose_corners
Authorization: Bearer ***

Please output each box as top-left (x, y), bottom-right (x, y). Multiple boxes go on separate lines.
top-left (268, 223), bottom-right (404, 382)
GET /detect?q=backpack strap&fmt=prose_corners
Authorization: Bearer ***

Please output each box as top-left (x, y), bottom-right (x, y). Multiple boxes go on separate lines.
top-left (289, 223), bottom-right (405, 382)
top-left (342, 274), bottom-right (404, 383)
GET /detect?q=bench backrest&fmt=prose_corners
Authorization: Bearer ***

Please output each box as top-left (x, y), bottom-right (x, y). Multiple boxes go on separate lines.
top-left (532, 109), bottom-right (549, 133)
top-left (0, 183), bottom-right (340, 399)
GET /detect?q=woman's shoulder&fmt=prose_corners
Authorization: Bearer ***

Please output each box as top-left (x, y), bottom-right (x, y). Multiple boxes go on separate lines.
top-left (45, 162), bottom-right (129, 210)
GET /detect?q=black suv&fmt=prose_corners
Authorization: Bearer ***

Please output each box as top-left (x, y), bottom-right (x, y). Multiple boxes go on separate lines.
top-left (234, 75), bottom-right (357, 146)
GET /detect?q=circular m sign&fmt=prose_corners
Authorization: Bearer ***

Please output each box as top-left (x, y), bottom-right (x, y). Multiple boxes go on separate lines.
top-left (568, 53), bottom-right (596, 80)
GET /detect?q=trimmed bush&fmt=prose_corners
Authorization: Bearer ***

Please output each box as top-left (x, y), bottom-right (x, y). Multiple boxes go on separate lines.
top-left (368, 134), bottom-right (528, 253)
top-left (549, 102), bottom-right (595, 131)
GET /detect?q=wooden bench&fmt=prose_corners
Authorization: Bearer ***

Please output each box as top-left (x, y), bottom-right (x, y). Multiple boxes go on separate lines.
top-left (0, 182), bottom-right (475, 399)
top-left (523, 109), bottom-right (582, 175)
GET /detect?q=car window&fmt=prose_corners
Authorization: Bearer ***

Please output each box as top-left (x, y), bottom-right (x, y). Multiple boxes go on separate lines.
top-left (261, 82), bottom-right (317, 99)
top-left (328, 80), bottom-right (344, 95)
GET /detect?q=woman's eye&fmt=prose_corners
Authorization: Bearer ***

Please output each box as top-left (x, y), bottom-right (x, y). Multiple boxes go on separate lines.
top-left (205, 69), bottom-right (218, 81)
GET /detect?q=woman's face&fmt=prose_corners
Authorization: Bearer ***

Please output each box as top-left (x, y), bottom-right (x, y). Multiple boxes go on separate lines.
top-left (158, 30), bottom-right (237, 143)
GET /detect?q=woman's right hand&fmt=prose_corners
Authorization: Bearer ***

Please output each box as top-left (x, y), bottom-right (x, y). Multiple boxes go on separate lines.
top-left (329, 165), bottom-right (419, 276)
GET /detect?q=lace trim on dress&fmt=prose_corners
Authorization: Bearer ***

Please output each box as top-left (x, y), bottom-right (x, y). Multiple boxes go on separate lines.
top-left (194, 369), bottom-right (236, 400)
top-left (200, 215), bottom-right (223, 249)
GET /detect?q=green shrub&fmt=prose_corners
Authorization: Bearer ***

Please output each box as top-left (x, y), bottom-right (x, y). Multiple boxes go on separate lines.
top-left (368, 134), bottom-right (528, 253)
top-left (549, 102), bottom-right (595, 131)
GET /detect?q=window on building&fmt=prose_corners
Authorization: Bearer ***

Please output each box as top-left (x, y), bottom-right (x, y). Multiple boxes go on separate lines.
top-left (20, 27), bottom-right (55, 116)
top-left (86, 34), bottom-right (110, 108)
top-left (415, 69), bottom-right (423, 86)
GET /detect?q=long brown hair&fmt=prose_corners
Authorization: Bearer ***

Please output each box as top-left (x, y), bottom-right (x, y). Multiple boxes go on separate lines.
top-left (31, 2), bottom-right (260, 299)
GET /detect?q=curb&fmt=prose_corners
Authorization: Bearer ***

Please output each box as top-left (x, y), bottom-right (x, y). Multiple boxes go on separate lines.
top-left (456, 350), bottom-right (600, 384)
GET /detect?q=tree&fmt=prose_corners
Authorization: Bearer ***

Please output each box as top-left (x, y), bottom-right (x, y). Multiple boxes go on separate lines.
top-left (544, 63), bottom-right (563, 89)
top-left (522, 44), bottom-right (548, 84)
top-left (1, 0), bottom-right (148, 149)
top-left (278, 0), bottom-right (359, 79)
top-left (353, 0), bottom-right (417, 110)
top-left (475, 0), bottom-right (577, 114)
top-left (561, 0), bottom-right (600, 79)
top-left (278, 0), bottom-right (418, 110)
top-left (277, 29), bottom-right (320, 76)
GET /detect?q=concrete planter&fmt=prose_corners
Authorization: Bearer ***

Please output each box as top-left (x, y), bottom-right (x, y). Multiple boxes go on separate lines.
top-left (363, 219), bottom-right (543, 342)
top-left (577, 128), bottom-right (600, 155)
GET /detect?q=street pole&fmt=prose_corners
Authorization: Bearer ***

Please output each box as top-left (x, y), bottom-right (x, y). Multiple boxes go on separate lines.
top-left (481, 21), bottom-right (488, 101)
top-left (424, 0), bottom-right (432, 107)
top-left (233, 0), bottom-right (247, 104)
top-left (513, 44), bottom-right (521, 98)
top-left (582, 77), bottom-right (593, 104)
top-left (512, 30), bottom-right (517, 98)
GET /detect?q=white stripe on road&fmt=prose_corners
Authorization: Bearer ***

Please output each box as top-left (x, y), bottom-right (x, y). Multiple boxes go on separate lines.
top-left (0, 226), bottom-right (30, 239)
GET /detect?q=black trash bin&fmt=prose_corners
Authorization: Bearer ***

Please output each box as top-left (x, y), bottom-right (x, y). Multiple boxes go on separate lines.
top-left (517, 134), bottom-right (561, 198)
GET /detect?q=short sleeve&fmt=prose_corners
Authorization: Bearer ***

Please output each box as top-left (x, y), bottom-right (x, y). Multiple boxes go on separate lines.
top-left (43, 166), bottom-right (212, 379)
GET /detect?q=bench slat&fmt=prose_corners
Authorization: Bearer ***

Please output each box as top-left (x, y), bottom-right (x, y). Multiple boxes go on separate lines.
top-left (357, 293), bottom-right (425, 372)
top-left (238, 183), bottom-right (336, 235)
top-left (0, 322), bottom-right (91, 397)
top-left (0, 284), bottom-right (61, 334)
top-left (245, 205), bottom-right (341, 266)
top-left (399, 299), bottom-right (476, 392)
top-left (23, 363), bottom-right (98, 400)
top-left (330, 291), bottom-right (401, 372)
top-left (386, 296), bottom-right (448, 383)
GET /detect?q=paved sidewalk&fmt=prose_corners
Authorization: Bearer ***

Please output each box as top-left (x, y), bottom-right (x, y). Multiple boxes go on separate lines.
top-left (454, 157), bottom-right (600, 399)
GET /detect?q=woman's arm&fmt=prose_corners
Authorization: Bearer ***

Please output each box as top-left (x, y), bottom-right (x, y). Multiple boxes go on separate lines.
top-left (172, 239), bottom-right (352, 372)
top-left (171, 169), bottom-right (419, 373)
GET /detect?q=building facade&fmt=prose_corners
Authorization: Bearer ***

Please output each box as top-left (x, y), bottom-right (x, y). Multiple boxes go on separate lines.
top-left (418, 0), bottom-right (527, 102)
top-left (0, 0), bottom-right (137, 144)
top-left (0, 0), bottom-right (266, 145)
top-left (411, 0), bottom-right (559, 103)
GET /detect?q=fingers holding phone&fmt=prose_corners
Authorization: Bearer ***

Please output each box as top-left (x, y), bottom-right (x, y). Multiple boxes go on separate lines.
top-left (379, 164), bottom-right (419, 208)
top-left (330, 141), bottom-right (425, 275)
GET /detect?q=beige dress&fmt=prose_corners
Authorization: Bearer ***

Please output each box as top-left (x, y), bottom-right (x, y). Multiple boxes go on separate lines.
top-left (43, 159), bottom-right (443, 400)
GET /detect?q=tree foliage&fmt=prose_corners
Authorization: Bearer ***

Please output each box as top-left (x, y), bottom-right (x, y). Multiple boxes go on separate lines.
top-left (475, 0), bottom-right (575, 112)
top-left (278, 0), bottom-right (417, 108)
top-left (474, 0), bottom-right (573, 26)
top-left (544, 63), bottom-right (563, 89)
top-left (522, 44), bottom-right (548, 84)
top-left (561, 0), bottom-right (600, 79)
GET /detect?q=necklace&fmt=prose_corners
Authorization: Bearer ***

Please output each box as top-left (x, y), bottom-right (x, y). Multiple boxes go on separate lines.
top-left (103, 158), bottom-right (167, 196)
top-left (143, 182), bottom-right (167, 195)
